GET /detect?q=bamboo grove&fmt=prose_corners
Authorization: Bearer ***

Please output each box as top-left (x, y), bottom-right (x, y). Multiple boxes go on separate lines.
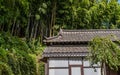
top-left (0, 0), bottom-right (120, 75)
top-left (0, 0), bottom-right (120, 40)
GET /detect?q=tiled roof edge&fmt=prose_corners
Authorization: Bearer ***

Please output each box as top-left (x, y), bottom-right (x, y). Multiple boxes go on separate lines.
top-left (62, 29), bottom-right (120, 32)
top-left (43, 29), bottom-right (63, 40)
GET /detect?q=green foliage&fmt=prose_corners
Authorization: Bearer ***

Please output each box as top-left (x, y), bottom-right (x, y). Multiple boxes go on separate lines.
top-left (0, 0), bottom-right (120, 74)
top-left (1, 0), bottom-right (120, 38)
top-left (55, 0), bottom-right (120, 30)
top-left (39, 62), bottom-right (45, 75)
top-left (0, 32), bottom-right (29, 52)
top-left (89, 35), bottom-right (120, 71)
top-left (0, 32), bottom-right (44, 75)
top-left (0, 62), bottom-right (14, 75)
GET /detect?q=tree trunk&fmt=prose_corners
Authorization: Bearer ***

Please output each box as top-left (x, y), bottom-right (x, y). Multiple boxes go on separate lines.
top-left (50, 10), bottom-right (54, 37)
top-left (0, 25), bottom-right (2, 31)
top-left (52, 1), bottom-right (57, 36)
top-left (14, 21), bottom-right (20, 36)
top-left (26, 13), bottom-right (31, 39)
top-left (34, 21), bottom-right (38, 39)
top-left (50, 0), bottom-right (57, 37)
top-left (101, 62), bottom-right (104, 75)
top-left (104, 63), bottom-right (106, 75)
top-left (11, 18), bottom-right (16, 35)
top-left (2, 24), bottom-right (4, 31)
top-left (30, 19), bottom-right (35, 40)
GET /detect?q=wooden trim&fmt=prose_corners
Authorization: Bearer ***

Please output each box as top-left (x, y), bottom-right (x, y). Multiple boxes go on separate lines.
top-left (49, 67), bottom-right (68, 69)
top-left (69, 65), bottom-right (83, 75)
top-left (47, 58), bottom-right (49, 75)
top-left (45, 63), bottom-right (47, 75)
top-left (82, 57), bottom-right (84, 75)
top-left (68, 57), bottom-right (70, 75)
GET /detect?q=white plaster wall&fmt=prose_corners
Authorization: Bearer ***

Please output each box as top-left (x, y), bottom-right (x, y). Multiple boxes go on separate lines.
top-left (48, 58), bottom-right (101, 75)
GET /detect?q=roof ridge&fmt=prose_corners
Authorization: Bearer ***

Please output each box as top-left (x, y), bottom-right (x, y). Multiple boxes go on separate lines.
top-left (44, 29), bottom-right (120, 43)
top-left (45, 35), bottom-right (59, 40)
top-left (43, 29), bottom-right (63, 40)
top-left (62, 29), bottom-right (120, 32)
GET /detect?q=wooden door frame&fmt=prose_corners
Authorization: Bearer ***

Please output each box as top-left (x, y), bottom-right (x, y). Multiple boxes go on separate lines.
top-left (69, 65), bottom-right (83, 75)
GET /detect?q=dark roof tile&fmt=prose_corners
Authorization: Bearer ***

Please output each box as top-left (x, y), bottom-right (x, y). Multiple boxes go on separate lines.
top-left (44, 29), bottom-right (120, 43)
top-left (42, 29), bottom-right (120, 58)
top-left (42, 46), bottom-right (89, 57)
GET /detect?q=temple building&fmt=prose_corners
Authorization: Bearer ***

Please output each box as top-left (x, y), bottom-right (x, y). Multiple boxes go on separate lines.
top-left (41, 29), bottom-right (120, 75)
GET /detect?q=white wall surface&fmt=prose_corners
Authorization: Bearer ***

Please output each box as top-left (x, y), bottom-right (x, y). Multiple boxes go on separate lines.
top-left (49, 69), bottom-right (69, 75)
top-left (49, 58), bottom-right (68, 67)
top-left (84, 68), bottom-right (101, 75)
top-left (48, 58), bottom-right (101, 75)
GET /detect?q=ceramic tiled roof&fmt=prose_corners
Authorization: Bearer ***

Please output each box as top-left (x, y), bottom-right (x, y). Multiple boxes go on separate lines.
top-left (43, 46), bottom-right (89, 57)
top-left (44, 29), bottom-right (120, 43)
top-left (42, 29), bottom-right (120, 58)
